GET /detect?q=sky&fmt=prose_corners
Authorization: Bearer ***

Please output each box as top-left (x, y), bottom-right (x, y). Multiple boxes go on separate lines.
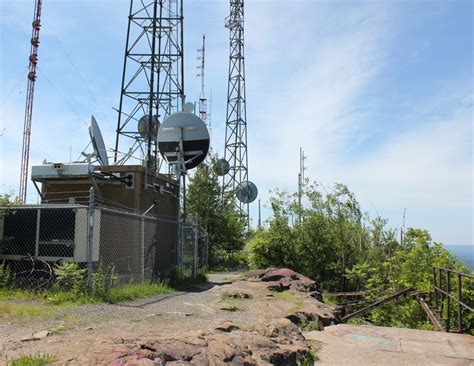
top-left (0, 0), bottom-right (472, 246)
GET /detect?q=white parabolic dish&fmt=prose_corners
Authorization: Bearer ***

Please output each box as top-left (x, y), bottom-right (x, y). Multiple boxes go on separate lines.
top-left (157, 111), bottom-right (210, 170)
top-left (89, 115), bottom-right (109, 166)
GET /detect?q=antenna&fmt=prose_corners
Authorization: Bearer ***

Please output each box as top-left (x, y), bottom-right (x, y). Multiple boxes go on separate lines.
top-left (89, 115), bottom-right (110, 166)
top-left (196, 35), bottom-right (207, 126)
top-left (157, 111), bottom-right (210, 171)
top-left (236, 181), bottom-right (258, 204)
top-left (114, 0), bottom-right (185, 171)
top-left (157, 111), bottom-right (209, 272)
top-left (19, 0), bottom-right (42, 203)
top-left (222, 0), bottom-right (257, 225)
top-left (298, 147), bottom-right (307, 223)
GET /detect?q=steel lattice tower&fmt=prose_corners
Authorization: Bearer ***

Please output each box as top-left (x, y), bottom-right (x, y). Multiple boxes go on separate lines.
top-left (19, 0), bottom-right (42, 203)
top-left (114, 0), bottom-right (184, 171)
top-left (222, 0), bottom-right (249, 217)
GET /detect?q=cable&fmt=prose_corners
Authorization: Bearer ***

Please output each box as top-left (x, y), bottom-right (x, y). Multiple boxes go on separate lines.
top-left (37, 66), bottom-right (89, 127)
top-left (43, 19), bottom-right (109, 121)
top-left (0, 66), bottom-right (28, 109)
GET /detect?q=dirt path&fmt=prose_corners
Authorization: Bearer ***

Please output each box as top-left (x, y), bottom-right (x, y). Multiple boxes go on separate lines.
top-left (1, 273), bottom-right (254, 365)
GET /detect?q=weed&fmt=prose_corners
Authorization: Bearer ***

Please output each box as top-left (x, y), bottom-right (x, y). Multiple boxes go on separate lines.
top-left (107, 282), bottom-right (171, 303)
top-left (0, 302), bottom-right (53, 319)
top-left (53, 262), bottom-right (86, 294)
top-left (91, 261), bottom-right (117, 302)
top-left (0, 261), bottom-right (11, 289)
top-left (8, 354), bottom-right (57, 366)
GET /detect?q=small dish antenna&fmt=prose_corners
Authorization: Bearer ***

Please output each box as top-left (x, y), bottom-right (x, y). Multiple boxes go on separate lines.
top-left (137, 115), bottom-right (159, 141)
top-left (183, 102), bottom-right (194, 113)
top-left (89, 115), bottom-right (109, 166)
top-left (214, 159), bottom-right (230, 176)
top-left (157, 111), bottom-right (210, 170)
top-left (236, 181), bottom-right (258, 204)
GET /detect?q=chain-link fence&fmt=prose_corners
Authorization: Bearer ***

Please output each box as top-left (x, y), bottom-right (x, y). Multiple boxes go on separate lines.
top-left (0, 188), bottom-right (208, 289)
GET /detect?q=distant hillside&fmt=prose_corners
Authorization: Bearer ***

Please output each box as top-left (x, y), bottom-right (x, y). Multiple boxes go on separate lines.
top-left (445, 245), bottom-right (474, 270)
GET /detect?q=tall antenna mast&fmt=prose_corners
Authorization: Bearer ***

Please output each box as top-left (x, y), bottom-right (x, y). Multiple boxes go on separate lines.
top-left (19, 0), bottom-right (42, 203)
top-left (197, 35), bottom-right (207, 126)
top-left (222, 0), bottom-right (249, 218)
top-left (114, 0), bottom-right (185, 172)
top-left (298, 147), bottom-right (306, 223)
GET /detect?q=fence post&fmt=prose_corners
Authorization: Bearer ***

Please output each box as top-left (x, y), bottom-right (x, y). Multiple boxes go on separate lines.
top-left (446, 270), bottom-right (451, 332)
top-left (193, 224), bottom-right (198, 278)
top-left (140, 215), bottom-right (145, 283)
top-left (86, 186), bottom-right (95, 289)
top-left (457, 273), bottom-right (462, 333)
top-left (433, 267), bottom-right (438, 311)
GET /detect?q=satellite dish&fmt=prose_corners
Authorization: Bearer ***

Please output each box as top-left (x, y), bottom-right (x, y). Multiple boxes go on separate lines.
top-left (157, 111), bottom-right (210, 170)
top-left (89, 115), bottom-right (109, 166)
top-left (214, 159), bottom-right (230, 176)
top-left (236, 181), bottom-right (258, 204)
top-left (183, 102), bottom-right (194, 113)
top-left (137, 115), bottom-right (159, 141)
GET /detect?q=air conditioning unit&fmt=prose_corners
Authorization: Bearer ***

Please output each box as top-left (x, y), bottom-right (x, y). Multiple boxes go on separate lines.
top-left (0, 205), bottom-right (100, 263)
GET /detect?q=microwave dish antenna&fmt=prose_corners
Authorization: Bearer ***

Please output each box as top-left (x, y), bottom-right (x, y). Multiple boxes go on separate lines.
top-left (89, 115), bottom-right (109, 166)
top-left (182, 102), bottom-right (194, 113)
top-left (236, 181), bottom-right (258, 204)
top-left (137, 115), bottom-right (159, 141)
top-left (214, 158), bottom-right (230, 176)
top-left (157, 111), bottom-right (209, 171)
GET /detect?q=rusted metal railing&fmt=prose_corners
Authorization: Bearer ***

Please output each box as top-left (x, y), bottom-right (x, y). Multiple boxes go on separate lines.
top-left (432, 267), bottom-right (474, 333)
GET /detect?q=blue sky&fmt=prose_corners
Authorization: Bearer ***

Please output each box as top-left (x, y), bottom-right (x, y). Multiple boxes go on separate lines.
top-left (0, 0), bottom-right (472, 246)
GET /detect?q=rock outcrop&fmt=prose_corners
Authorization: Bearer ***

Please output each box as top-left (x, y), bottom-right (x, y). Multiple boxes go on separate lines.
top-left (110, 268), bottom-right (342, 365)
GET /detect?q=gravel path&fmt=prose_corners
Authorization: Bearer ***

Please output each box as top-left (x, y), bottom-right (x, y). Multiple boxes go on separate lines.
top-left (0, 273), bottom-right (259, 365)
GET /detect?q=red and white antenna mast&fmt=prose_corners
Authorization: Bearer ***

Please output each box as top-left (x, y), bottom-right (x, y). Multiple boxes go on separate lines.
top-left (19, 0), bottom-right (42, 202)
top-left (197, 35), bottom-right (208, 132)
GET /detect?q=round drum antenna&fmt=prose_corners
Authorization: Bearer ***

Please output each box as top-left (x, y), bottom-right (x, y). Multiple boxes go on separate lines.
top-left (157, 111), bottom-right (209, 170)
top-left (183, 102), bottom-right (195, 113)
top-left (137, 115), bottom-right (159, 141)
top-left (214, 158), bottom-right (230, 176)
top-left (236, 181), bottom-right (258, 204)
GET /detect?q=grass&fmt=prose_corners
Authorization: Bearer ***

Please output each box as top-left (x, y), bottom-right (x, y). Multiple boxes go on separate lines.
top-left (108, 282), bottom-right (172, 302)
top-left (0, 302), bottom-right (54, 319)
top-left (1, 281), bottom-right (173, 307)
top-left (0, 281), bottom-right (173, 322)
top-left (272, 290), bottom-right (304, 313)
top-left (8, 354), bottom-right (57, 366)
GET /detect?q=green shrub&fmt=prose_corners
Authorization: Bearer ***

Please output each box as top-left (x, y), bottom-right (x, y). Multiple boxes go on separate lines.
top-left (53, 261), bottom-right (86, 293)
top-left (0, 261), bottom-right (11, 289)
top-left (91, 261), bottom-right (117, 302)
top-left (9, 354), bottom-right (57, 366)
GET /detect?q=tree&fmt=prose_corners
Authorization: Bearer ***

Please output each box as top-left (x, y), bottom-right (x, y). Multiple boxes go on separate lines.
top-left (185, 154), bottom-right (246, 267)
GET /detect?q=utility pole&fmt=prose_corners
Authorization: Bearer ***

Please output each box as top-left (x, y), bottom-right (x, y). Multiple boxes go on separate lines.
top-left (20, 0), bottom-right (42, 203)
top-left (222, 0), bottom-right (249, 220)
top-left (298, 147), bottom-right (306, 223)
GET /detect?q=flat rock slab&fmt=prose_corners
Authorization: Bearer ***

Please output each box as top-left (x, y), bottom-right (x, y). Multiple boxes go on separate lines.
top-left (305, 324), bottom-right (474, 366)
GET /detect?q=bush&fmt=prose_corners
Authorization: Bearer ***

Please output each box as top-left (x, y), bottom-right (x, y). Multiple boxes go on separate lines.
top-left (53, 261), bottom-right (86, 293)
top-left (0, 261), bottom-right (11, 289)
top-left (91, 261), bottom-right (117, 302)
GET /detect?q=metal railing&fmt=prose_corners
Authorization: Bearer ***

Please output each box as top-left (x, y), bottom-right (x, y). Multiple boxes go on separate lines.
top-left (432, 266), bottom-right (474, 333)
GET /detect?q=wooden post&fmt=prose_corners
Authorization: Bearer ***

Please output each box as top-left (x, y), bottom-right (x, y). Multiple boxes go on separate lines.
top-left (446, 270), bottom-right (451, 332)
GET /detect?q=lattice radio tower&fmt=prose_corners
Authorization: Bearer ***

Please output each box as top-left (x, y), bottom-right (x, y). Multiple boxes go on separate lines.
top-left (222, 0), bottom-right (249, 217)
top-left (114, 0), bottom-right (184, 172)
top-left (19, 0), bottom-right (42, 203)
